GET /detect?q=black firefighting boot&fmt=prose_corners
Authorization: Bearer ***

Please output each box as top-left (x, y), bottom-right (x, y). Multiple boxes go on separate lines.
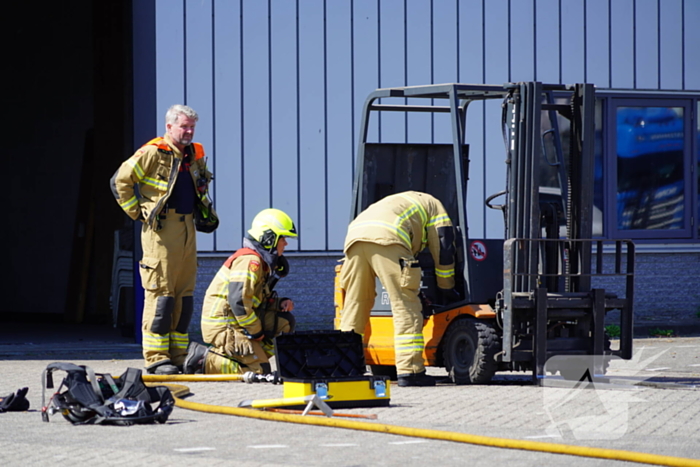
top-left (183, 342), bottom-right (209, 374)
top-left (147, 360), bottom-right (180, 375)
top-left (397, 371), bottom-right (436, 387)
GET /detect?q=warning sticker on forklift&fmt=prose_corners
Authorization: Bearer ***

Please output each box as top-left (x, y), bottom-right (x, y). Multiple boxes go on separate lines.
top-left (469, 241), bottom-right (487, 261)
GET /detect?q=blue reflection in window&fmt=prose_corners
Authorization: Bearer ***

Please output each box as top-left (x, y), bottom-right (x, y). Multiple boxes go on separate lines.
top-left (616, 107), bottom-right (684, 230)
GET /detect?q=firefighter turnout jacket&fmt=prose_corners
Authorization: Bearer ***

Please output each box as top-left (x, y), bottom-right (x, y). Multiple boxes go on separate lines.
top-left (344, 191), bottom-right (456, 288)
top-left (110, 135), bottom-right (213, 230)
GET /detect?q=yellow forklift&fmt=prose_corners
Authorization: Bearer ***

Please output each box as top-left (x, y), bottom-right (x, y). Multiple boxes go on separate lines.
top-left (334, 82), bottom-right (635, 384)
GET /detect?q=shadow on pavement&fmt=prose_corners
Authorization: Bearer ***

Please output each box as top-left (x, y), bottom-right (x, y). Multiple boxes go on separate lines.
top-left (0, 323), bottom-right (141, 361)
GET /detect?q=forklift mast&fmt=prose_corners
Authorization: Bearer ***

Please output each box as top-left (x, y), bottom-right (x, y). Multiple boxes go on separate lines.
top-left (503, 82), bottom-right (595, 291)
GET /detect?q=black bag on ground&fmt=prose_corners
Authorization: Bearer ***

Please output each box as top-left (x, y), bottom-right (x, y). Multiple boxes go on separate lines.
top-left (41, 362), bottom-right (174, 425)
top-left (0, 387), bottom-right (30, 412)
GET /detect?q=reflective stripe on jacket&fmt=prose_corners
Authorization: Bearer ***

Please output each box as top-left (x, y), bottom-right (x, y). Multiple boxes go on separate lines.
top-left (344, 191), bottom-right (456, 289)
top-left (110, 135), bottom-right (212, 229)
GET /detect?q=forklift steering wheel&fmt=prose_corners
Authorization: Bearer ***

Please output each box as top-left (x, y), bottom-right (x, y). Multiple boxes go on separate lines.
top-left (485, 190), bottom-right (507, 210)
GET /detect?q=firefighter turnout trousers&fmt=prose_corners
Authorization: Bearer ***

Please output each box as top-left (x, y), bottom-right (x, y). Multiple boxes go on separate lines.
top-left (140, 210), bottom-right (197, 370)
top-left (339, 241), bottom-right (425, 375)
top-left (202, 311), bottom-right (294, 374)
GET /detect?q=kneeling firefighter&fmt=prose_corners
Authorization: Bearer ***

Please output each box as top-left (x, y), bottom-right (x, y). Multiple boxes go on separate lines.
top-left (183, 209), bottom-right (298, 374)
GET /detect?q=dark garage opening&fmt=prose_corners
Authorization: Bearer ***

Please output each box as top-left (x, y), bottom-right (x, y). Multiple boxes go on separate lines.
top-left (3, 0), bottom-right (136, 339)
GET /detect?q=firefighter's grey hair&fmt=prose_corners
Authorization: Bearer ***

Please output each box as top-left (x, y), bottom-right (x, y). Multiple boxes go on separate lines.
top-left (165, 104), bottom-right (199, 125)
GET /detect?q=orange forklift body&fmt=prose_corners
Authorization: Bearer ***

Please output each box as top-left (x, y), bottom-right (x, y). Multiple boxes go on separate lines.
top-left (334, 264), bottom-right (495, 366)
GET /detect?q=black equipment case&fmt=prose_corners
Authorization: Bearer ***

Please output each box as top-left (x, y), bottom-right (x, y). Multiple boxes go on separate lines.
top-left (274, 330), bottom-right (390, 409)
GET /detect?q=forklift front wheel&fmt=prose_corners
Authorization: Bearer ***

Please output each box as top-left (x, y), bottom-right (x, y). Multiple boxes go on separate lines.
top-left (443, 318), bottom-right (499, 385)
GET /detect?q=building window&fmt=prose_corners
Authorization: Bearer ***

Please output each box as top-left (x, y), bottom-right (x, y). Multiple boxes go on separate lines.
top-left (541, 92), bottom-right (697, 243)
top-left (605, 98), bottom-right (694, 240)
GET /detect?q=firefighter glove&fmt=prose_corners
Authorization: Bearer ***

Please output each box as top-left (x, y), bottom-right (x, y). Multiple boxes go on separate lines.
top-left (228, 330), bottom-right (255, 357)
top-left (439, 287), bottom-right (461, 305)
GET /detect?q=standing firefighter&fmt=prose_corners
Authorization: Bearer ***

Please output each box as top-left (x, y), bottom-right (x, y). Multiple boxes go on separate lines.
top-left (339, 191), bottom-right (459, 387)
top-left (111, 104), bottom-right (218, 375)
top-left (183, 209), bottom-right (297, 375)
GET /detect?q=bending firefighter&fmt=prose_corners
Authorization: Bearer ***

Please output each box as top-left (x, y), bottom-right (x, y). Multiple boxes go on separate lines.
top-left (339, 191), bottom-right (459, 387)
top-left (110, 104), bottom-right (218, 375)
top-left (183, 209), bottom-right (297, 375)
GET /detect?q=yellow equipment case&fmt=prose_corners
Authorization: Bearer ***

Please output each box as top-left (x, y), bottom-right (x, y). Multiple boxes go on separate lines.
top-left (274, 331), bottom-right (390, 409)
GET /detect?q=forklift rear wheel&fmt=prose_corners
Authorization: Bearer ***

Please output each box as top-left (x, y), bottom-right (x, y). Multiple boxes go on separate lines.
top-left (443, 318), bottom-right (499, 385)
top-left (369, 365), bottom-right (398, 381)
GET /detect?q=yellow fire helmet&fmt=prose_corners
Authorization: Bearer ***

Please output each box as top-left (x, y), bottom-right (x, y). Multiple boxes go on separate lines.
top-left (248, 208), bottom-right (298, 249)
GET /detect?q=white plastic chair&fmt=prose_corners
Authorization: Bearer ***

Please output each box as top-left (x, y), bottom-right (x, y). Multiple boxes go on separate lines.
top-left (110, 230), bottom-right (134, 327)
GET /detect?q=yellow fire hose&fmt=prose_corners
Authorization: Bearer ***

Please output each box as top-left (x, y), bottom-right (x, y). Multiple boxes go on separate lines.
top-left (144, 376), bottom-right (699, 467)
top-left (143, 374), bottom-right (245, 382)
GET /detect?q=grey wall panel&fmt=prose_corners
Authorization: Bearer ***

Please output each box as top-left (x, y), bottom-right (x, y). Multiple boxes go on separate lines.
top-left (635, 0), bottom-right (659, 90)
top-left (659, 0), bottom-right (683, 90)
top-left (561, 0), bottom-right (585, 84)
top-left (510, 0), bottom-right (535, 82)
top-left (459, 0), bottom-right (486, 239)
top-left (270, 0), bottom-right (300, 251)
top-left (326, 1), bottom-right (354, 247)
top-left (433, 1), bottom-right (459, 145)
top-left (432, 113), bottom-right (454, 145)
top-left (299, 0), bottom-right (327, 250)
top-left (185, 0), bottom-right (216, 251)
top-left (458, 0), bottom-right (484, 84)
top-left (354, 0), bottom-right (380, 145)
top-left (155, 0), bottom-right (185, 127)
top-left (585, 0), bottom-right (610, 87)
top-left (465, 101), bottom-right (486, 239)
top-left (610, 0), bottom-right (634, 88)
top-left (484, 99), bottom-right (507, 239)
top-left (484, 0), bottom-right (509, 238)
top-left (212, 0), bottom-right (243, 251)
top-left (379, 0), bottom-right (407, 144)
top-left (484, 0), bottom-right (509, 84)
top-left (535, 0), bottom-right (560, 83)
top-left (406, 0), bottom-right (432, 143)
top-left (685, 0), bottom-right (700, 90)
top-left (242, 2), bottom-right (272, 231)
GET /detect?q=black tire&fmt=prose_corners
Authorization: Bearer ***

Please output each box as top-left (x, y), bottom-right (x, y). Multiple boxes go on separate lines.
top-left (369, 365), bottom-right (398, 381)
top-left (443, 318), bottom-right (499, 385)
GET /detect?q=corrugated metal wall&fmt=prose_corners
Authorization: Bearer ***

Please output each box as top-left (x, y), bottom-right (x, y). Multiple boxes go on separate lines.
top-left (141, 0), bottom-right (700, 252)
